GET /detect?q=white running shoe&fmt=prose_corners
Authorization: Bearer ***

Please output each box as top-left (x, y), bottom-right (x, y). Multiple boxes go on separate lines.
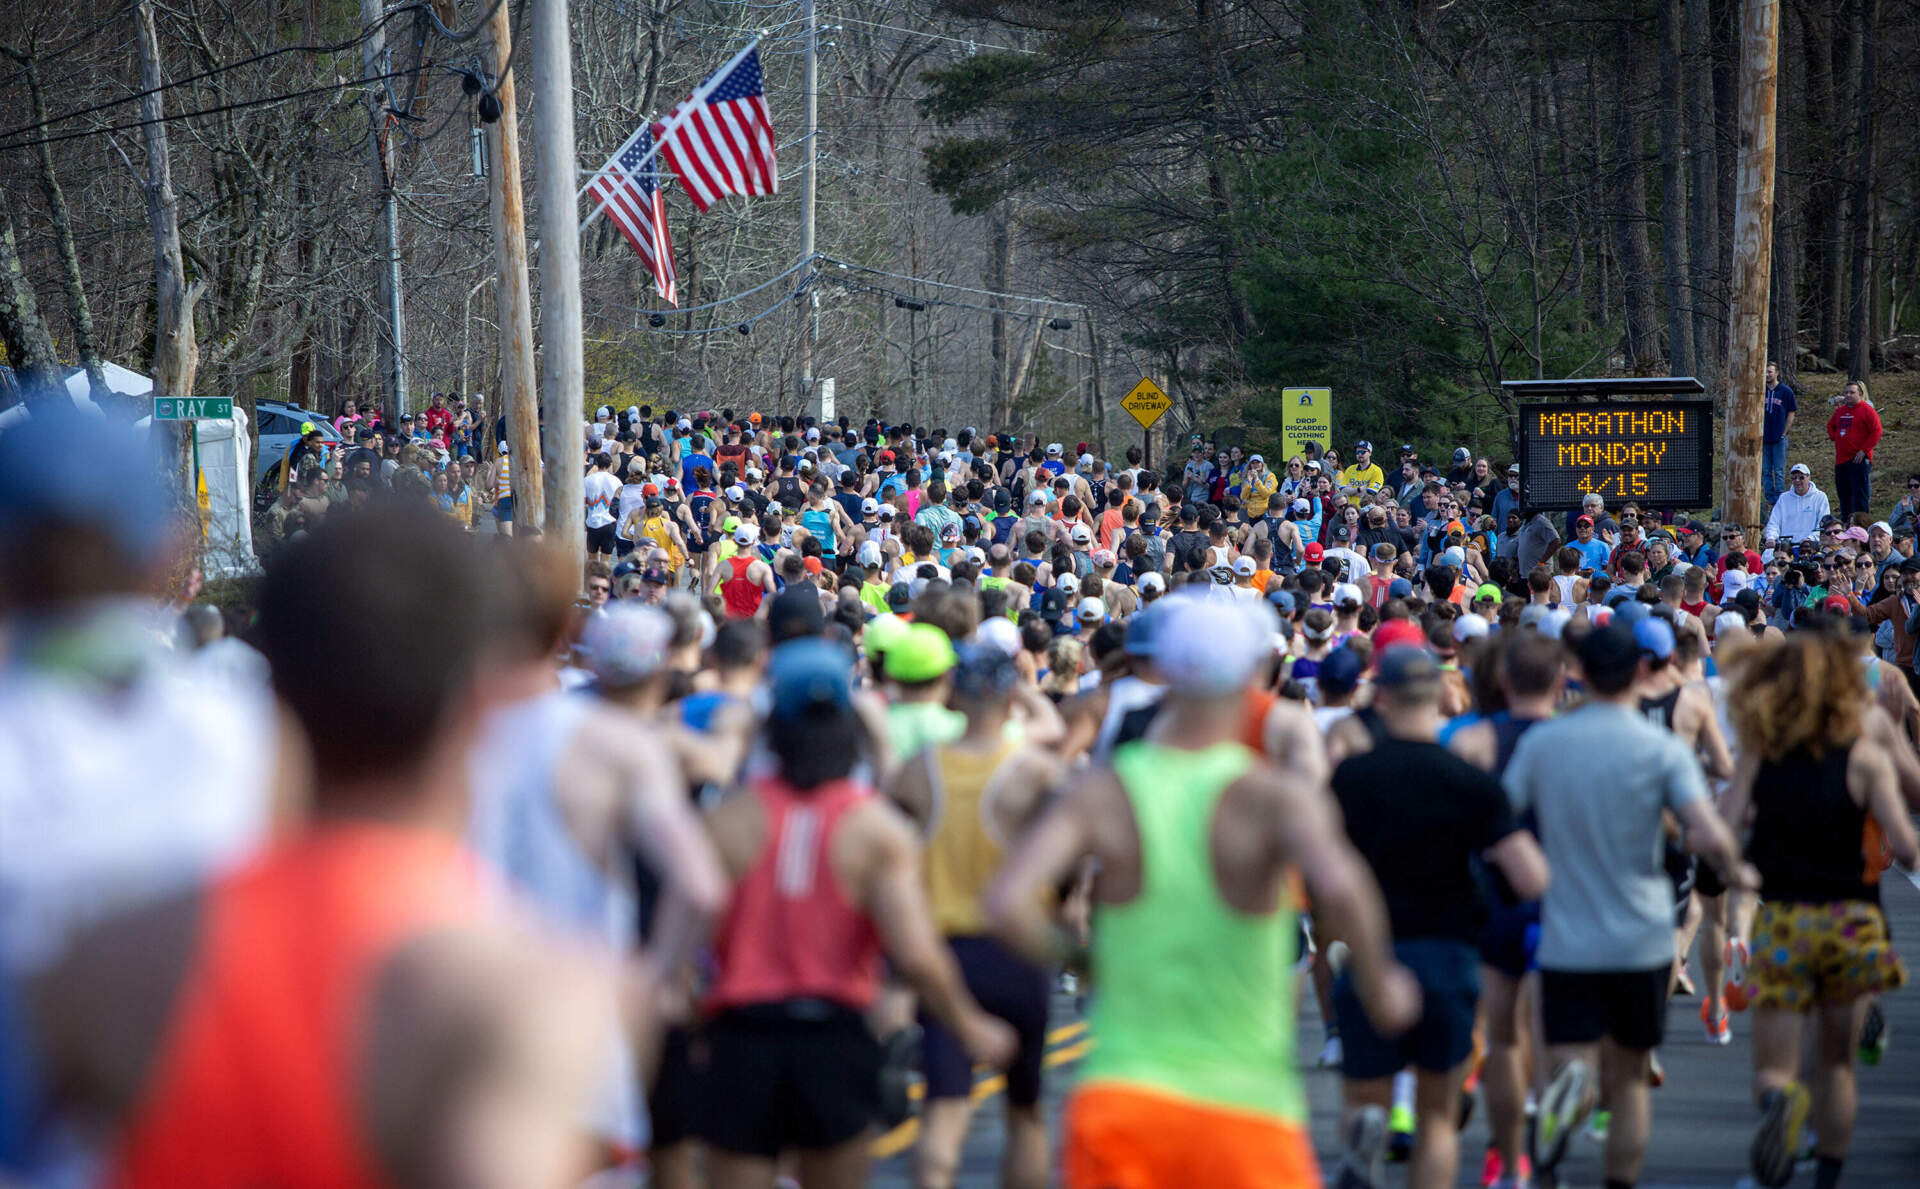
top-left (1318, 1035), bottom-right (1344, 1068)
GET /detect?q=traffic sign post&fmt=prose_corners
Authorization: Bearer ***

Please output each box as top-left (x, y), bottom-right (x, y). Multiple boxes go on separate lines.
top-left (1121, 377), bottom-right (1171, 470)
top-left (153, 397), bottom-right (233, 421)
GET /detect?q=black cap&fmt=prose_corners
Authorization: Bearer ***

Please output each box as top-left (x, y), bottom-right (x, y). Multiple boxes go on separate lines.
top-left (767, 585), bottom-right (826, 644)
top-left (885, 581), bottom-right (912, 612)
top-left (1576, 621), bottom-right (1641, 682)
top-left (993, 489), bottom-right (1012, 513)
top-left (1040, 587), bottom-right (1069, 622)
top-left (1375, 645), bottom-right (1440, 689)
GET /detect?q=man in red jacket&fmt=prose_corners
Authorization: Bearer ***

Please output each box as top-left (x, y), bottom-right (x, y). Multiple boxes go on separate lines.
top-left (1828, 379), bottom-right (1882, 524)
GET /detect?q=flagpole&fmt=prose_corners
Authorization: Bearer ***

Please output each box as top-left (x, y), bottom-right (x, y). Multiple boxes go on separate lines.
top-left (576, 36), bottom-right (762, 234)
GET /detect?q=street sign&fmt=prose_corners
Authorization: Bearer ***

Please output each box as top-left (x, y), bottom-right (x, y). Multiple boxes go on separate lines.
top-left (1517, 399), bottom-right (1714, 511)
top-left (1280, 387), bottom-right (1331, 458)
top-left (153, 397), bottom-right (233, 421)
top-left (1121, 377), bottom-right (1171, 430)
top-left (816, 377), bottom-right (836, 423)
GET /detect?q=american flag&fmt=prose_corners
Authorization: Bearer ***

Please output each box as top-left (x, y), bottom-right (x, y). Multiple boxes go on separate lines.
top-left (587, 125), bottom-right (677, 303)
top-left (653, 47), bottom-right (778, 212)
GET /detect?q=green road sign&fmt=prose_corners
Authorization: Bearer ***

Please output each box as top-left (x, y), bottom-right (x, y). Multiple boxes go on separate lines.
top-left (153, 397), bottom-right (234, 421)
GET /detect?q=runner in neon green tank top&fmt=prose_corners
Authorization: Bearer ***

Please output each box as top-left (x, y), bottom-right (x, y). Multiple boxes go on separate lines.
top-left (984, 596), bottom-right (1420, 1189)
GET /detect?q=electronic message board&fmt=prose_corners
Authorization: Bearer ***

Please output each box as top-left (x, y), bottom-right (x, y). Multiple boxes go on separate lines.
top-left (1518, 400), bottom-right (1713, 511)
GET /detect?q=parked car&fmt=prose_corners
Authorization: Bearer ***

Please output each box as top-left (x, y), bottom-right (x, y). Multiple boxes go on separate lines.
top-left (253, 400), bottom-right (341, 487)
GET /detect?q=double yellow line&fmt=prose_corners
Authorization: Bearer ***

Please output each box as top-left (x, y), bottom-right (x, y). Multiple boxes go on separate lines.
top-left (869, 1020), bottom-right (1092, 1159)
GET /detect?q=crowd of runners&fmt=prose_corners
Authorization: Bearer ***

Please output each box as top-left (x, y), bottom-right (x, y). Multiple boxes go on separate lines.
top-left (2, 388), bottom-right (1916, 1189)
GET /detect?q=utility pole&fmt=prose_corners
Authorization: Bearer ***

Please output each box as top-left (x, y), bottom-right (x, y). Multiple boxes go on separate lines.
top-left (360, 0), bottom-right (407, 423)
top-left (134, 0), bottom-right (201, 494)
top-left (531, 0), bottom-right (584, 570)
top-left (483, 0), bottom-right (543, 532)
top-left (794, 0), bottom-right (819, 416)
top-left (1721, 0), bottom-right (1777, 531)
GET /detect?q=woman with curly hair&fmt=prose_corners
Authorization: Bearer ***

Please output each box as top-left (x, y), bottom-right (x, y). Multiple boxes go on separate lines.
top-left (1722, 625), bottom-right (1919, 1189)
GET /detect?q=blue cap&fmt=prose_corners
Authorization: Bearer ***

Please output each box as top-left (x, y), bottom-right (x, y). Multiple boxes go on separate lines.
top-left (1603, 585), bottom-right (1637, 608)
top-left (1265, 588), bottom-right (1297, 616)
top-left (1387, 577), bottom-right (1414, 599)
top-left (1124, 603), bottom-right (1161, 656)
top-left (1319, 646), bottom-right (1364, 693)
top-left (1633, 616), bottom-right (1675, 661)
top-left (0, 405), bottom-right (169, 562)
top-left (767, 638), bottom-right (853, 720)
top-left (1614, 600), bottom-right (1652, 628)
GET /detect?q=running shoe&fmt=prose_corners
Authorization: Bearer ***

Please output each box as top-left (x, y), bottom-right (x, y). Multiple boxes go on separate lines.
top-left (1531, 1059), bottom-right (1592, 1173)
top-left (1724, 937), bottom-right (1752, 1011)
top-left (1479, 1146), bottom-right (1505, 1188)
top-left (1673, 966), bottom-right (1696, 996)
top-left (1318, 1034), bottom-right (1344, 1069)
top-left (1585, 1108), bottom-right (1611, 1142)
top-left (1702, 1000), bottom-right (1732, 1045)
top-left (1478, 1147), bottom-right (1531, 1188)
top-left (1750, 1082), bottom-right (1811, 1187)
top-left (1648, 1049), bottom-right (1665, 1087)
top-left (1333, 1105), bottom-right (1387, 1189)
top-left (1386, 1103), bottom-right (1415, 1163)
top-left (1860, 998), bottom-right (1887, 1065)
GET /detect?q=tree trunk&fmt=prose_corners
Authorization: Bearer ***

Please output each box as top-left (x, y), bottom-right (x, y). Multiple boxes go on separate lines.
top-left (1588, 50), bottom-right (1611, 330)
top-left (1611, 10), bottom-right (1660, 369)
top-left (0, 190), bottom-right (64, 400)
top-left (988, 210), bottom-right (1012, 428)
top-left (1844, 0), bottom-right (1878, 378)
top-left (1546, 46), bottom-right (1586, 328)
top-left (1685, 0), bottom-right (1720, 383)
top-left (1, 52), bottom-right (111, 404)
top-left (1657, 0), bottom-right (1694, 374)
top-left (1810, 1), bottom-right (1849, 363)
top-left (135, 0), bottom-right (201, 414)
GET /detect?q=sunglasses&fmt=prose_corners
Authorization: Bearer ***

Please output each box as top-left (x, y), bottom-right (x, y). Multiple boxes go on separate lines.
top-left (588, 582), bottom-right (611, 593)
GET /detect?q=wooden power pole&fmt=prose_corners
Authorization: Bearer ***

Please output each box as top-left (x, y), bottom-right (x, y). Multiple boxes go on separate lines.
top-left (794, 0), bottom-right (819, 416)
top-left (1721, 0), bottom-right (1778, 531)
top-left (531, 0), bottom-right (584, 570)
top-left (483, 0), bottom-right (543, 532)
top-left (134, 0), bottom-right (201, 492)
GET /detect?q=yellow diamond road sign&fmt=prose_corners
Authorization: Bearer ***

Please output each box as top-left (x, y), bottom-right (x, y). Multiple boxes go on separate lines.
top-left (1121, 377), bottom-right (1172, 431)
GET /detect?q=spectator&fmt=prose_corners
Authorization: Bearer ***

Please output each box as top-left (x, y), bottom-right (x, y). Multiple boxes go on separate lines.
top-left (1763, 464), bottom-right (1832, 548)
top-left (1761, 361), bottom-right (1796, 507)
top-left (1826, 379), bottom-right (1882, 524)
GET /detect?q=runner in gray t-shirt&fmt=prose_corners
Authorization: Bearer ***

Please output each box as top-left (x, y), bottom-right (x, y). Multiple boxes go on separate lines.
top-left (1504, 621), bottom-right (1757, 1185)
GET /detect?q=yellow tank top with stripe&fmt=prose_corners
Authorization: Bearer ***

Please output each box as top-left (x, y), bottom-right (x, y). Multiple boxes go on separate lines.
top-left (922, 739), bottom-right (1020, 936)
top-left (639, 513), bottom-right (685, 571)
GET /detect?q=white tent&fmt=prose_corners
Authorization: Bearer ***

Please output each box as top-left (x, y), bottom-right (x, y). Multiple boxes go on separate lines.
top-left (0, 363), bottom-right (259, 576)
top-left (190, 406), bottom-right (258, 578)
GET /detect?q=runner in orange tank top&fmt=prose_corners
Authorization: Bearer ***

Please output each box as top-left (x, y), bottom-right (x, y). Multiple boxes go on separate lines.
top-left (23, 507), bottom-right (620, 1189)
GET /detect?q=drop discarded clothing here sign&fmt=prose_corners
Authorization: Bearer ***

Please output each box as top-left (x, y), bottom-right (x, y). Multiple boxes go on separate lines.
top-left (153, 397), bottom-right (234, 421)
top-left (1121, 377), bottom-right (1172, 430)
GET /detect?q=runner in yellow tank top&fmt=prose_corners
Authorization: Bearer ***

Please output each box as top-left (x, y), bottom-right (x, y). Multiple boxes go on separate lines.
top-left (887, 644), bottom-right (1066, 1189)
top-left (984, 596), bottom-right (1421, 1189)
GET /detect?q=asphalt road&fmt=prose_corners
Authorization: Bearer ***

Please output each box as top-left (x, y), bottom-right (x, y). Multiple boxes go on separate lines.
top-left (870, 872), bottom-right (1920, 1188)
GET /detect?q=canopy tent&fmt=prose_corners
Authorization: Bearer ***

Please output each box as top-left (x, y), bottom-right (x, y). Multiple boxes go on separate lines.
top-left (0, 363), bottom-right (258, 576)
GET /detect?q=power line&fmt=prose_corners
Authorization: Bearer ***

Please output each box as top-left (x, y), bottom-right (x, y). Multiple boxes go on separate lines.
top-left (0, 0), bottom-right (505, 146)
top-left (596, 253), bottom-right (820, 320)
top-left (819, 256), bottom-right (1087, 311)
top-left (828, 13), bottom-right (1036, 56)
top-left (0, 65), bottom-right (424, 154)
top-left (0, 4), bottom-right (139, 90)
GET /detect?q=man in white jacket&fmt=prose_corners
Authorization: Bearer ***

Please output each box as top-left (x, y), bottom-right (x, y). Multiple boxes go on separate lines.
top-left (1763, 463), bottom-right (1832, 547)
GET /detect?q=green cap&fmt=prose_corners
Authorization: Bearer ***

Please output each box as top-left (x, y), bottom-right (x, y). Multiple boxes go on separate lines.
top-left (864, 612), bottom-right (910, 656)
top-left (883, 622), bottom-right (957, 683)
top-left (722, 514), bottom-right (741, 533)
top-left (1474, 582), bottom-right (1502, 603)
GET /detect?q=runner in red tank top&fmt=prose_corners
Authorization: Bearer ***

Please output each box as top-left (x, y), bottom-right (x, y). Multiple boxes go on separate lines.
top-left (23, 507), bottom-right (620, 1189)
top-left (698, 637), bottom-right (1013, 1180)
top-left (721, 525), bottom-right (774, 619)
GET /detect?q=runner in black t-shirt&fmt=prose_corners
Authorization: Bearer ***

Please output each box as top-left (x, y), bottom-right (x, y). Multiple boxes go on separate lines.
top-left (1326, 646), bottom-right (1548, 1189)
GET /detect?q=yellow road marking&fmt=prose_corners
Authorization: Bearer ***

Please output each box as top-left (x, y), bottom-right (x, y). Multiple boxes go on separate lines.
top-left (869, 1021), bottom-right (1093, 1159)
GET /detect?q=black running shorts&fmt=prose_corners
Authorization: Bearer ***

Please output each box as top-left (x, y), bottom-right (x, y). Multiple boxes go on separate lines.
top-left (1539, 965), bottom-right (1669, 1051)
top-left (697, 1004), bottom-right (882, 1157)
top-left (920, 936), bottom-right (1051, 1106)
